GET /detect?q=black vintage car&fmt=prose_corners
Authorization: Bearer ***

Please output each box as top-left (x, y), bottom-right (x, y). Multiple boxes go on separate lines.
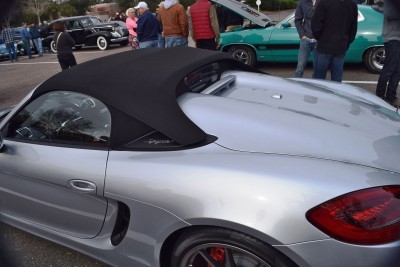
top-left (42, 16), bottom-right (129, 52)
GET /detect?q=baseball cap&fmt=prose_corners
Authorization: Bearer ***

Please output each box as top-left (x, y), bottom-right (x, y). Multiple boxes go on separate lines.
top-left (134, 2), bottom-right (148, 9)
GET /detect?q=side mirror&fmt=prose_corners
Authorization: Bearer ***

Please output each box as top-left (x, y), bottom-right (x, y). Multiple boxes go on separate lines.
top-left (281, 22), bottom-right (291, 28)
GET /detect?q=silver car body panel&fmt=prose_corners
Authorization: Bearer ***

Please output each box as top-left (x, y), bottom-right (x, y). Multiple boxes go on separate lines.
top-left (0, 140), bottom-right (108, 238)
top-left (182, 71), bottom-right (400, 174)
top-left (0, 69), bottom-right (399, 266)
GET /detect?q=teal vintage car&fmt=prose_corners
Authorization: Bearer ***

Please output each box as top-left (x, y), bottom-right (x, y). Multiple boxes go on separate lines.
top-left (215, 0), bottom-right (384, 74)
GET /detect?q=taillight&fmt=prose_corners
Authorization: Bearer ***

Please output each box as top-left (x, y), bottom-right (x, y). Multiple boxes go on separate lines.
top-left (306, 185), bottom-right (400, 245)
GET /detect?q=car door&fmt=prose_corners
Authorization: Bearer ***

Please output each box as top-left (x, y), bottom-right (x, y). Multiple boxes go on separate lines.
top-left (0, 91), bottom-right (111, 238)
top-left (66, 19), bottom-right (86, 45)
top-left (267, 15), bottom-right (302, 62)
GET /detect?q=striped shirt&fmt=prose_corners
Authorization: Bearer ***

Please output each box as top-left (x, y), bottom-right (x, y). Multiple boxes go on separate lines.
top-left (1, 27), bottom-right (14, 44)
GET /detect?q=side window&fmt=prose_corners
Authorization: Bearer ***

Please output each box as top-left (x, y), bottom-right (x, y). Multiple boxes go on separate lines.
top-left (81, 17), bottom-right (92, 27)
top-left (3, 91), bottom-right (111, 147)
top-left (68, 20), bottom-right (81, 29)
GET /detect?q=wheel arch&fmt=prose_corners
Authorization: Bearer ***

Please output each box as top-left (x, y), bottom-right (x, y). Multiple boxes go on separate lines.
top-left (361, 45), bottom-right (385, 74)
top-left (159, 219), bottom-right (291, 267)
top-left (84, 32), bottom-right (112, 46)
top-left (221, 43), bottom-right (258, 54)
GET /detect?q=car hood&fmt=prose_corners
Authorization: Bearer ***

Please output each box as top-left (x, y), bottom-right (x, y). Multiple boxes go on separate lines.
top-left (181, 71), bottom-right (400, 173)
top-left (211, 0), bottom-right (272, 27)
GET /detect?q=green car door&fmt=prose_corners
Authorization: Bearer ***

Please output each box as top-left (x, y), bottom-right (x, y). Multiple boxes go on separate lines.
top-left (262, 15), bottom-right (301, 63)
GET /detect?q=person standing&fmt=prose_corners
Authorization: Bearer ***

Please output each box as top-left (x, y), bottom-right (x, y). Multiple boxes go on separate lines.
top-left (135, 1), bottom-right (159, 48)
top-left (30, 22), bottom-right (43, 57)
top-left (311, 0), bottom-right (357, 82)
top-left (21, 23), bottom-right (33, 59)
top-left (189, 0), bottom-right (220, 50)
top-left (375, 0), bottom-right (400, 106)
top-left (1, 23), bottom-right (18, 62)
top-left (53, 21), bottom-right (77, 71)
top-left (294, 0), bottom-right (318, 78)
top-left (157, 0), bottom-right (189, 47)
top-left (157, 2), bottom-right (166, 47)
top-left (126, 8), bottom-right (139, 49)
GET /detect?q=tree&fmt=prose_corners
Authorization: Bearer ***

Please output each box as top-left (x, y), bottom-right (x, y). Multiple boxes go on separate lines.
top-left (68, 0), bottom-right (99, 15)
top-left (24, 0), bottom-right (51, 23)
top-left (59, 3), bottom-right (77, 17)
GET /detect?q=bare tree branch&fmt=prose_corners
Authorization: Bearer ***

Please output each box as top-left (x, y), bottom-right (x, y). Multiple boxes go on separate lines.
top-left (24, 0), bottom-right (51, 23)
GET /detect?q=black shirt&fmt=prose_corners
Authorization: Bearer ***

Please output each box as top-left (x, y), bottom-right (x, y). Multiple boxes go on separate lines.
top-left (55, 31), bottom-right (75, 54)
top-left (312, 0), bottom-right (358, 55)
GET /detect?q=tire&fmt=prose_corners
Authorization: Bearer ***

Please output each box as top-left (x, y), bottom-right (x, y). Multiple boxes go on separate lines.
top-left (228, 46), bottom-right (257, 67)
top-left (363, 46), bottom-right (385, 74)
top-left (171, 227), bottom-right (297, 267)
top-left (50, 40), bottom-right (57, 53)
top-left (97, 36), bottom-right (109, 50)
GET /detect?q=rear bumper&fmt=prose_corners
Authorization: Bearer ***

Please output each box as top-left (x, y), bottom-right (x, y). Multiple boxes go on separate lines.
top-left (274, 238), bottom-right (400, 266)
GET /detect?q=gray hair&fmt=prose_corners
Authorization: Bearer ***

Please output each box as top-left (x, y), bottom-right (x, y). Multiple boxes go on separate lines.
top-left (126, 8), bottom-right (134, 16)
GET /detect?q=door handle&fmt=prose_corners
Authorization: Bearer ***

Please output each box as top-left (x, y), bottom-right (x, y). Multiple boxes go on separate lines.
top-left (68, 180), bottom-right (97, 194)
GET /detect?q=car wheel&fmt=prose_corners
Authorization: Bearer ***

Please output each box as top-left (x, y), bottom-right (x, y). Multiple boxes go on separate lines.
top-left (97, 36), bottom-right (109, 50)
top-left (363, 46), bottom-right (385, 74)
top-left (50, 40), bottom-right (57, 53)
top-left (171, 227), bottom-right (297, 267)
top-left (228, 46), bottom-right (257, 67)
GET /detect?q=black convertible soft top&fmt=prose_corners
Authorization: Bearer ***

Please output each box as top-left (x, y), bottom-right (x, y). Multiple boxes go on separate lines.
top-left (34, 47), bottom-right (259, 148)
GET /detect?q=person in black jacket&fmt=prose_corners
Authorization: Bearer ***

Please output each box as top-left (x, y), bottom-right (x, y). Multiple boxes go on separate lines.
top-left (375, 0), bottom-right (400, 106)
top-left (53, 21), bottom-right (77, 71)
top-left (311, 0), bottom-right (357, 82)
top-left (294, 0), bottom-right (318, 78)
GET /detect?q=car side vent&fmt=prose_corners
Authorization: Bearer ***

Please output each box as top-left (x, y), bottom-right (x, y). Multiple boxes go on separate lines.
top-left (201, 75), bottom-right (236, 95)
top-left (111, 202), bottom-right (130, 246)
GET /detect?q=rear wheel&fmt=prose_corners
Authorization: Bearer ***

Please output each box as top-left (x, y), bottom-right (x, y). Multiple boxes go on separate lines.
top-left (228, 46), bottom-right (257, 67)
top-left (50, 40), bottom-right (57, 53)
top-left (97, 36), bottom-right (109, 50)
top-left (171, 227), bottom-right (297, 267)
top-left (363, 46), bottom-right (385, 74)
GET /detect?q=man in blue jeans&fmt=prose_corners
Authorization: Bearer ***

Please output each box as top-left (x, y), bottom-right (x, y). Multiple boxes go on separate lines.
top-left (311, 0), bottom-right (357, 82)
top-left (21, 22), bottom-right (33, 59)
top-left (135, 2), bottom-right (159, 48)
top-left (375, 0), bottom-right (400, 106)
top-left (294, 0), bottom-right (318, 78)
top-left (1, 23), bottom-right (18, 62)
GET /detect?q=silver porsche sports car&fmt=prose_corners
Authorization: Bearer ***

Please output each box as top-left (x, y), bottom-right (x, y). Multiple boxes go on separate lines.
top-left (0, 47), bottom-right (399, 267)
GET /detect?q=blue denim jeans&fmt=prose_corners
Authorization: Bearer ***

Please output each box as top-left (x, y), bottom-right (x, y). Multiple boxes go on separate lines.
top-left (139, 40), bottom-right (158, 49)
top-left (312, 51), bottom-right (345, 82)
top-left (158, 34), bottom-right (165, 48)
top-left (165, 36), bottom-right (188, 47)
top-left (295, 39), bottom-right (317, 78)
top-left (376, 40), bottom-right (400, 102)
top-left (5, 43), bottom-right (17, 61)
top-left (22, 40), bottom-right (32, 57)
top-left (32, 38), bottom-right (43, 55)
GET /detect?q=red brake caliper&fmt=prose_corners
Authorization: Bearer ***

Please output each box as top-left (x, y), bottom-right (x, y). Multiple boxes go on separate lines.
top-left (208, 247), bottom-right (225, 267)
